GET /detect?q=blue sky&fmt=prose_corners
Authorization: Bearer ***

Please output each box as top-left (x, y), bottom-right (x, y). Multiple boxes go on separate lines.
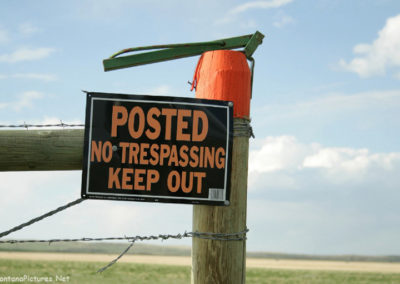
top-left (1, 0), bottom-right (400, 255)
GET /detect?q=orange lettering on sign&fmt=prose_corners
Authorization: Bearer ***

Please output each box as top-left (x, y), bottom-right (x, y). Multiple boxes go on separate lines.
top-left (146, 169), bottom-right (159, 191)
top-left (181, 171), bottom-right (193, 193)
top-left (128, 143), bottom-right (139, 164)
top-left (167, 170), bottom-right (180, 193)
top-left (128, 106), bottom-right (145, 139)
top-left (90, 141), bottom-right (113, 163)
top-left (176, 109), bottom-right (191, 141)
top-left (194, 172), bottom-right (206, 194)
top-left (107, 167), bottom-right (160, 191)
top-left (215, 147), bottom-right (225, 169)
top-left (189, 146), bottom-right (199, 167)
top-left (192, 110), bottom-right (208, 142)
top-left (161, 108), bottom-right (177, 140)
top-left (111, 106), bottom-right (127, 137)
top-left (134, 169), bottom-right (146, 190)
top-left (91, 140), bottom-right (102, 162)
top-left (166, 170), bottom-right (206, 194)
top-left (108, 167), bottom-right (121, 189)
top-left (102, 141), bottom-right (113, 163)
top-left (122, 168), bottom-right (134, 190)
top-left (179, 145), bottom-right (189, 167)
top-left (149, 144), bottom-right (160, 166)
top-left (160, 144), bottom-right (170, 166)
top-left (146, 107), bottom-right (161, 140)
top-left (139, 143), bottom-right (150, 165)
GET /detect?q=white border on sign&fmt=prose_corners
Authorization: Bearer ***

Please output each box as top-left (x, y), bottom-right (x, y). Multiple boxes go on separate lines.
top-left (85, 95), bottom-right (231, 202)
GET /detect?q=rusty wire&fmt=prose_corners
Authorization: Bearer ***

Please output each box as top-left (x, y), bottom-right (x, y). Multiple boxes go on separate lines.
top-left (0, 123), bottom-right (84, 129)
top-left (0, 196), bottom-right (248, 272)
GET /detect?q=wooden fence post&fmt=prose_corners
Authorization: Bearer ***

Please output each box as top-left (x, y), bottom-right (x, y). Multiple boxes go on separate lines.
top-left (191, 50), bottom-right (251, 283)
top-left (0, 129), bottom-right (83, 171)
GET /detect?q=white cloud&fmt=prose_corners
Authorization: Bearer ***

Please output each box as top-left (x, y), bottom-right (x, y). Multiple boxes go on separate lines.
top-left (12, 73), bottom-right (57, 82)
top-left (18, 23), bottom-right (40, 36)
top-left (14, 91), bottom-right (44, 111)
top-left (148, 85), bottom-right (173, 96)
top-left (230, 0), bottom-right (293, 15)
top-left (303, 147), bottom-right (369, 170)
top-left (249, 136), bottom-right (311, 173)
top-left (249, 135), bottom-right (400, 186)
top-left (0, 47), bottom-right (55, 63)
top-left (255, 89), bottom-right (400, 123)
top-left (339, 14), bottom-right (400, 77)
top-left (304, 148), bottom-right (400, 174)
top-left (216, 0), bottom-right (293, 25)
top-left (0, 26), bottom-right (9, 44)
top-left (247, 135), bottom-right (400, 254)
top-left (240, 19), bottom-right (258, 29)
top-left (0, 91), bottom-right (45, 112)
top-left (273, 14), bottom-right (294, 28)
top-left (78, 0), bottom-right (135, 19)
top-left (0, 73), bottom-right (57, 82)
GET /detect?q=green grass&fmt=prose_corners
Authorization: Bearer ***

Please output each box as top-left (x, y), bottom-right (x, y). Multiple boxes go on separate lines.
top-left (0, 259), bottom-right (190, 284)
top-left (1, 259), bottom-right (400, 284)
top-left (246, 268), bottom-right (400, 284)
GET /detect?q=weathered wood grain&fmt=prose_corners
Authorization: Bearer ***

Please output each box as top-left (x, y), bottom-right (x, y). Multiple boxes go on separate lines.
top-left (0, 130), bottom-right (84, 171)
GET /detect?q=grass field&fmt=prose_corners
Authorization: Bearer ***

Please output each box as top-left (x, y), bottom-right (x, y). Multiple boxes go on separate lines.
top-left (1, 258), bottom-right (400, 284)
top-left (1, 241), bottom-right (399, 263)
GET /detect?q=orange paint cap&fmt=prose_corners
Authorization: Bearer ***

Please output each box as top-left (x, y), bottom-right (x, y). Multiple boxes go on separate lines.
top-left (191, 50), bottom-right (251, 119)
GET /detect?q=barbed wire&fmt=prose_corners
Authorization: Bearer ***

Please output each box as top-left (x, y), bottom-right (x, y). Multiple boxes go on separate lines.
top-left (0, 120), bottom-right (254, 138)
top-left (97, 241), bottom-right (136, 273)
top-left (0, 121), bottom-right (84, 129)
top-left (0, 229), bottom-right (249, 245)
top-left (0, 196), bottom-right (248, 272)
top-left (0, 229), bottom-right (248, 272)
top-left (0, 198), bottom-right (85, 239)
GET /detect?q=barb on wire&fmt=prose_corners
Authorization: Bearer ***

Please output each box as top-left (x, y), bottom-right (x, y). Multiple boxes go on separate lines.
top-left (0, 123), bottom-right (84, 129)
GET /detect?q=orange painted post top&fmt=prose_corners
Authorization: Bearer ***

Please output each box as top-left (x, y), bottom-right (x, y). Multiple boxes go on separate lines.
top-left (191, 50), bottom-right (251, 119)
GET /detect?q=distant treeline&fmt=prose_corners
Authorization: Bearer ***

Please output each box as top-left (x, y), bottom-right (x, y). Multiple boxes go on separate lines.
top-left (1, 241), bottom-right (399, 263)
top-left (247, 251), bottom-right (400, 263)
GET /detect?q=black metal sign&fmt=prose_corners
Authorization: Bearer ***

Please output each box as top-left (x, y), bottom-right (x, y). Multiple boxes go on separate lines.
top-left (81, 92), bottom-right (233, 205)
